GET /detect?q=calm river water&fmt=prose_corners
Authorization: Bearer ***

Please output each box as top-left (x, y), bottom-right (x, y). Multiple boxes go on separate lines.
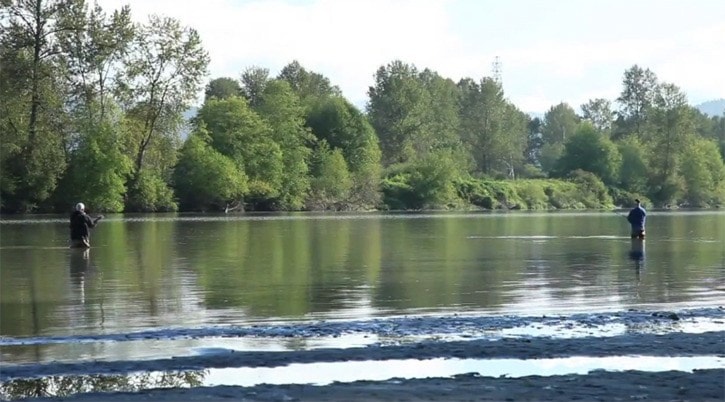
top-left (1, 211), bottom-right (723, 341)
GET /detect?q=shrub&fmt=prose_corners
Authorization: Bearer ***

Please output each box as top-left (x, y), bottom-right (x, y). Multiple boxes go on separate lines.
top-left (544, 182), bottom-right (583, 209)
top-left (127, 170), bottom-right (178, 212)
top-left (454, 178), bottom-right (496, 209)
top-left (568, 169), bottom-right (613, 208)
top-left (381, 173), bottom-right (418, 210)
top-left (608, 187), bottom-right (650, 209)
top-left (514, 181), bottom-right (549, 209)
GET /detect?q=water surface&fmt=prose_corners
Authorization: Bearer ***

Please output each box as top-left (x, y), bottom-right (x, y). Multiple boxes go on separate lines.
top-left (1, 211), bottom-right (723, 363)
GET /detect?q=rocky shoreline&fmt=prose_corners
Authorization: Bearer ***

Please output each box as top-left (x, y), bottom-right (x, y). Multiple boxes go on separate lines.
top-left (2, 307), bottom-right (723, 401)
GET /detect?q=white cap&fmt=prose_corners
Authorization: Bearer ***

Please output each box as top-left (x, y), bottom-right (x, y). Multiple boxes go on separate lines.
top-left (75, 202), bottom-right (85, 211)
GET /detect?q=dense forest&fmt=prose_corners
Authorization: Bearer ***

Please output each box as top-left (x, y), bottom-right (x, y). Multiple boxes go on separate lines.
top-left (2, 1), bottom-right (724, 213)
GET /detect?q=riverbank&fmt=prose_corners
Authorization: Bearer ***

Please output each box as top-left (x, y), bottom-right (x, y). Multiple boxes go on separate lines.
top-left (15, 369), bottom-right (725, 401)
top-left (2, 308), bottom-right (723, 401)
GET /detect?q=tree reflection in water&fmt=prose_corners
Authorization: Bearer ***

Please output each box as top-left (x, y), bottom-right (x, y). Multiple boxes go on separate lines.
top-left (0, 370), bottom-right (207, 400)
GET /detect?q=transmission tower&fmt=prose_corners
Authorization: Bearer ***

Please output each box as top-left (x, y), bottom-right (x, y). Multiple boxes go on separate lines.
top-left (491, 56), bottom-right (502, 84)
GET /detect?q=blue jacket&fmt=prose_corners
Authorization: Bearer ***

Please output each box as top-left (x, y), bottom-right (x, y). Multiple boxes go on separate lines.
top-left (627, 206), bottom-right (646, 230)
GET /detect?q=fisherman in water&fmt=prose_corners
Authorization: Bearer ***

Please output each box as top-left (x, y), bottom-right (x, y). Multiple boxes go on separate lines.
top-left (69, 202), bottom-right (103, 248)
top-left (627, 199), bottom-right (646, 239)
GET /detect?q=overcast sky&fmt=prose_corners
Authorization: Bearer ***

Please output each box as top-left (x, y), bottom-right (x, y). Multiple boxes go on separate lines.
top-left (95, 0), bottom-right (725, 113)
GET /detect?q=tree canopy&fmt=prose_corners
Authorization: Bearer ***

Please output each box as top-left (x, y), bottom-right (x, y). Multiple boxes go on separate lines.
top-left (1, 2), bottom-right (722, 212)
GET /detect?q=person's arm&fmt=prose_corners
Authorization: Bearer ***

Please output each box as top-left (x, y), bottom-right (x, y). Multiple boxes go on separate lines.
top-left (84, 213), bottom-right (103, 227)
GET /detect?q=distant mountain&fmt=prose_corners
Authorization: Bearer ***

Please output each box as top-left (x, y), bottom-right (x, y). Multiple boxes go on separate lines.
top-left (695, 99), bottom-right (725, 116)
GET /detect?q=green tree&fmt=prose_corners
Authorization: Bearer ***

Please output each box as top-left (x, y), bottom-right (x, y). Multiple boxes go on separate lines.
top-left (615, 65), bottom-right (658, 138)
top-left (679, 138), bottom-right (725, 207)
top-left (500, 103), bottom-right (530, 178)
top-left (240, 66), bottom-right (269, 107)
top-left (617, 138), bottom-right (649, 195)
top-left (539, 103), bottom-right (578, 176)
top-left (581, 98), bottom-right (614, 133)
top-left (539, 142), bottom-right (564, 175)
top-left (367, 60), bottom-right (432, 165)
top-left (307, 141), bottom-right (352, 210)
top-left (541, 102), bottom-right (579, 144)
top-left (716, 115), bottom-right (725, 158)
top-left (382, 150), bottom-right (462, 210)
top-left (408, 150), bottom-right (461, 208)
top-left (197, 97), bottom-right (284, 206)
top-left (369, 61), bottom-right (467, 168)
top-left (306, 96), bottom-right (382, 208)
top-left (524, 117), bottom-right (544, 166)
top-left (419, 69), bottom-right (461, 152)
top-left (691, 110), bottom-right (725, 159)
top-left (120, 15), bottom-right (209, 210)
top-left (277, 60), bottom-right (340, 107)
top-left (48, 2), bottom-right (134, 211)
top-left (458, 77), bottom-right (509, 175)
top-left (254, 80), bottom-right (312, 210)
top-left (0, 0), bottom-right (78, 211)
top-left (59, 118), bottom-right (132, 212)
top-left (555, 122), bottom-right (621, 185)
top-left (204, 77), bottom-right (241, 101)
top-left (645, 83), bottom-right (692, 204)
top-left (173, 130), bottom-right (247, 211)
top-left (567, 169), bottom-right (613, 208)
top-left (57, 2), bottom-right (133, 124)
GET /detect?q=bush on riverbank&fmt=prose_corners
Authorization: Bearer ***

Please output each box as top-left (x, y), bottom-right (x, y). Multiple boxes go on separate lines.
top-left (382, 172), bottom-right (616, 211)
top-left (455, 177), bottom-right (612, 211)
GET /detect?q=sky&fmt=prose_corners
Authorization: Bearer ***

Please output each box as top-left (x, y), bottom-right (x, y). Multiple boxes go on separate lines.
top-left (95, 0), bottom-right (725, 113)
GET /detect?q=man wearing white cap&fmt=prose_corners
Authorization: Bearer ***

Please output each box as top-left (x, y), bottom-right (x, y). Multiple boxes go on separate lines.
top-left (69, 202), bottom-right (104, 248)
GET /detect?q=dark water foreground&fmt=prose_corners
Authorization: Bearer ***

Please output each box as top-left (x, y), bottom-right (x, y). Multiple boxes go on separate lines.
top-left (1, 307), bottom-right (723, 401)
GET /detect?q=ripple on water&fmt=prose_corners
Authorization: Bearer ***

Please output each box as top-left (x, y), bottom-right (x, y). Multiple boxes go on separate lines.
top-left (0, 309), bottom-right (722, 364)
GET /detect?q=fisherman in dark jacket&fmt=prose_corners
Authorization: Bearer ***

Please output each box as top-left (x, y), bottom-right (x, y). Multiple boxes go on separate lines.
top-left (69, 202), bottom-right (103, 248)
top-left (626, 199), bottom-right (646, 239)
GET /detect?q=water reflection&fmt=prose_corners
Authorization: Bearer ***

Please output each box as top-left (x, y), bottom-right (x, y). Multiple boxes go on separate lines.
top-left (0, 370), bottom-right (206, 400)
top-left (69, 249), bottom-right (91, 288)
top-left (1, 212), bottom-right (723, 342)
top-left (628, 238), bottom-right (645, 277)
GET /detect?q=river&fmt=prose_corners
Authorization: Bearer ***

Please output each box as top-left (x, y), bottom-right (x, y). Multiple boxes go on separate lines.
top-left (1, 210), bottom-right (723, 365)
